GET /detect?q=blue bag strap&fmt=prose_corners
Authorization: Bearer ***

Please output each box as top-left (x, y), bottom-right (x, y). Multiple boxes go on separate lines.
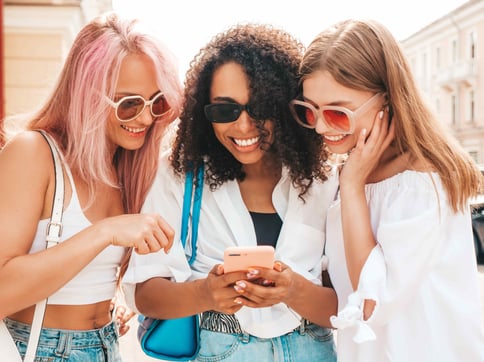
top-left (180, 171), bottom-right (194, 248)
top-left (180, 166), bottom-right (204, 266)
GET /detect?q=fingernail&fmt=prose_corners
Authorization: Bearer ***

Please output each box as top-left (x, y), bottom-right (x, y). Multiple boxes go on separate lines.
top-left (234, 285), bottom-right (245, 293)
top-left (247, 269), bottom-right (259, 278)
top-left (379, 110), bottom-right (384, 120)
top-left (236, 281), bottom-right (247, 288)
top-left (234, 298), bottom-right (243, 304)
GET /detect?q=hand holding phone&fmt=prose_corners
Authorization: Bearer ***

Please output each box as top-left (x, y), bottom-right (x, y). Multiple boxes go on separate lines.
top-left (223, 245), bottom-right (275, 273)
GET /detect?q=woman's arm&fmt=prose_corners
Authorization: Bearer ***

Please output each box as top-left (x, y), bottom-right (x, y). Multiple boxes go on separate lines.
top-left (0, 132), bottom-right (173, 318)
top-left (134, 265), bottom-right (248, 319)
top-left (339, 111), bottom-right (394, 289)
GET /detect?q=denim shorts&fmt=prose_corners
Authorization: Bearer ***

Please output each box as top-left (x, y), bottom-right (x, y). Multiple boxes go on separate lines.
top-left (5, 318), bottom-right (121, 362)
top-left (196, 323), bottom-right (337, 362)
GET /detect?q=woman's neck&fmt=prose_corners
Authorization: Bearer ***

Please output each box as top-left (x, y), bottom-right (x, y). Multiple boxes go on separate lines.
top-left (366, 146), bottom-right (411, 183)
top-left (239, 156), bottom-right (281, 213)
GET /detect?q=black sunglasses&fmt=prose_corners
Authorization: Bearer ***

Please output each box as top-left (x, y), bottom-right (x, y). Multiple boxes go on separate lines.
top-left (204, 103), bottom-right (256, 123)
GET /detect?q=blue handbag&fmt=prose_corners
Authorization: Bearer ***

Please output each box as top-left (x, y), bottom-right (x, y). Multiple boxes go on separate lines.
top-left (137, 166), bottom-right (204, 361)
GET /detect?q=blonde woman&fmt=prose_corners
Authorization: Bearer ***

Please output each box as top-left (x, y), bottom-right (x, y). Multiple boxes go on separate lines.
top-left (290, 19), bottom-right (484, 362)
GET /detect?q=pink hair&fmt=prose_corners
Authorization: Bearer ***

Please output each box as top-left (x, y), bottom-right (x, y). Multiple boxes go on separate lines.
top-left (28, 12), bottom-right (182, 213)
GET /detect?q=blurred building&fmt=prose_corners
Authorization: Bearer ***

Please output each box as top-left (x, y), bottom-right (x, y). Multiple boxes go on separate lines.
top-left (2, 0), bottom-right (112, 121)
top-left (402, 0), bottom-right (484, 164)
top-left (2, 0), bottom-right (484, 162)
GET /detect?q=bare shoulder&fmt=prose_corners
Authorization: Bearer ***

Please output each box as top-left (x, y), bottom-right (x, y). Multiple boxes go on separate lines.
top-left (1, 130), bottom-right (52, 163)
top-left (0, 131), bottom-right (54, 252)
top-left (0, 130), bottom-right (53, 190)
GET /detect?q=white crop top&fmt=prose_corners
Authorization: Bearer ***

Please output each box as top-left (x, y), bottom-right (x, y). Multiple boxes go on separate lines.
top-left (28, 164), bottom-right (125, 305)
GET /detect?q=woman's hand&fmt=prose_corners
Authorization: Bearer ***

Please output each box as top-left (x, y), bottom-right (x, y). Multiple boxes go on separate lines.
top-left (100, 213), bottom-right (175, 254)
top-left (340, 108), bottom-right (395, 187)
top-left (110, 299), bottom-right (136, 337)
top-left (229, 261), bottom-right (297, 308)
top-left (203, 264), bottom-right (251, 314)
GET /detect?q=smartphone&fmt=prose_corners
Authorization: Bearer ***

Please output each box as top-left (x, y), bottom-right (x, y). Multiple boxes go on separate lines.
top-left (223, 245), bottom-right (275, 273)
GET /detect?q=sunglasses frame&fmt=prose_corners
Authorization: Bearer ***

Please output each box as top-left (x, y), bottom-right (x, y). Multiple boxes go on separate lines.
top-left (290, 92), bottom-right (386, 134)
top-left (204, 102), bottom-right (256, 123)
top-left (105, 92), bottom-right (170, 123)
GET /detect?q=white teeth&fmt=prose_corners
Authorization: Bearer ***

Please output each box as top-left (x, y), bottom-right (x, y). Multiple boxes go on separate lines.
top-left (121, 125), bottom-right (146, 133)
top-left (325, 134), bottom-right (345, 142)
top-left (234, 136), bottom-right (259, 147)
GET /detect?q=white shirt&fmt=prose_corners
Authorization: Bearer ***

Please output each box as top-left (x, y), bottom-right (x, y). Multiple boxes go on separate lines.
top-left (123, 153), bottom-right (339, 338)
top-left (327, 170), bottom-right (484, 362)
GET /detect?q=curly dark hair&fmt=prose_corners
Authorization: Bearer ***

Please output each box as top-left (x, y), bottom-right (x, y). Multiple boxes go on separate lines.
top-left (171, 23), bottom-right (328, 197)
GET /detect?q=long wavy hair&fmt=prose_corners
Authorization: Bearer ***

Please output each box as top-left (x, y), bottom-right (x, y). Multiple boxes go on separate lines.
top-left (300, 19), bottom-right (480, 212)
top-left (171, 23), bottom-right (327, 197)
top-left (25, 12), bottom-right (183, 213)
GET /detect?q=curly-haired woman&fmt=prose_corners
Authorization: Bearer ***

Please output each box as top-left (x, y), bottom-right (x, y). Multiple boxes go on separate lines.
top-left (123, 24), bottom-right (338, 361)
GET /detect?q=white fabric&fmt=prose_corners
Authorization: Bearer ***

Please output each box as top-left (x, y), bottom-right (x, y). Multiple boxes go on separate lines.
top-left (0, 320), bottom-right (22, 361)
top-left (326, 170), bottom-right (484, 362)
top-left (28, 162), bottom-right (125, 305)
top-left (123, 152), bottom-right (339, 338)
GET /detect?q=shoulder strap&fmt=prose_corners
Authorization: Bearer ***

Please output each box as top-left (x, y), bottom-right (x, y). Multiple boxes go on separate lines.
top-left (180, 166), bottom-right (204, 266)
top-left (38, 130), bottom-right (65, 246)
top-left (24, 130), bottom-right (65, 362)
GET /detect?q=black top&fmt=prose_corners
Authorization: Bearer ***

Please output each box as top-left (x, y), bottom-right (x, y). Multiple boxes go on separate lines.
top-left (249, 212), bottom-right (282, 248)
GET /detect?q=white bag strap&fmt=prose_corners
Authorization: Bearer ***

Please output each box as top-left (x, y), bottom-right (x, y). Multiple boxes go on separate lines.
top-left (23, 130), bottom-right (65, 362)
top-left (1, 319), bottom-right (22, 361)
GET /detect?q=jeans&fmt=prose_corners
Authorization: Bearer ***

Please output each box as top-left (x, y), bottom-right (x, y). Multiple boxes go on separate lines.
top-left (196, 323), bottom-right (336, 362)
top-left (5, 318), bottom-right (121, 362)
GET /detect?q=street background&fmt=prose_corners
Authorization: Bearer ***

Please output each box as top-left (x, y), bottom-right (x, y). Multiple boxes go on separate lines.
top-left (112, 0), bottom-right (467, 81)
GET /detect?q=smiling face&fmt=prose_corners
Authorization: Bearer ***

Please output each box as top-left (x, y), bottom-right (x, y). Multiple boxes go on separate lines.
top-left (302, 70), bottom-right (384, 154)
top-left (106, 53), bottom-right (161, 151)
top-left (209, 62), bottom-right (275, 167)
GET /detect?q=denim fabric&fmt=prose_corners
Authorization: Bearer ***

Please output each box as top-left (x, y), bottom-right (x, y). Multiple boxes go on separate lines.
top-left (196, 323), bottom-right (336, 362)
top-left (5, 318), bottom-right (121, 362)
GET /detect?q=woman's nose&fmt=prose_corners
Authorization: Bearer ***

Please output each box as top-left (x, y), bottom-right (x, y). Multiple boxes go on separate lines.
top-left (138, 106), bottom-right (154, 125)
top-left (235, 110), bottom-right (254, 132)
top-left (315, 117), bottom-right (331, 135)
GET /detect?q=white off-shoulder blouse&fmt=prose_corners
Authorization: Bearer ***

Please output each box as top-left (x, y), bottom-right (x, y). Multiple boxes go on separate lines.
top-left (326, 170), bottom-right (484, 362)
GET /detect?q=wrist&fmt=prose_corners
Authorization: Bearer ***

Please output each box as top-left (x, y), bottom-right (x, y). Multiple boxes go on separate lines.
top-left (94, 217), bottom-right (116, 248)
top-left (283, 272), bottom-right (303, 307)
top-left (194, 279), bottom-right (211, 312)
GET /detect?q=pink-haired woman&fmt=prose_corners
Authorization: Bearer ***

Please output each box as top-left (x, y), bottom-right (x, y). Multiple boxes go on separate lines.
top-left (0, 12), bottom-right (182, 361)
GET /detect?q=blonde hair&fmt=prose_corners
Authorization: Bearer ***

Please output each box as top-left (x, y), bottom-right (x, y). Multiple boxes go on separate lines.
top-left (300, 19), bottom-right (480, 212)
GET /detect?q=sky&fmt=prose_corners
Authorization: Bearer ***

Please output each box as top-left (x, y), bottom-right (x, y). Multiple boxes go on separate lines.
top-left (112, 0), bottom-right (468, 78)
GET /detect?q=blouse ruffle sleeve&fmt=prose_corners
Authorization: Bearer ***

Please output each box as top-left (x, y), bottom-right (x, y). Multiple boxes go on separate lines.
top-left (330, 173), bottom-right (452, 343)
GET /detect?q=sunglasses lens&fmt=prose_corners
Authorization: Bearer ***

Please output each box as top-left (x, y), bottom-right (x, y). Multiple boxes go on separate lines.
top-left (117, 97), bottom-right (144, 121)
top-left (151, 93), bottom-right (170, 116)
top-left (291, 103), bottom-right (317, 128)
top-left (322, 109), bottom-right (351, 132)
top-left (205, 104), bottom-right (242, 123)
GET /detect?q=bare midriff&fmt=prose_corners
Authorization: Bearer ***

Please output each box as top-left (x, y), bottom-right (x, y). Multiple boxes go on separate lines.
top-left (9, 300), bottom-right (112, 330)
